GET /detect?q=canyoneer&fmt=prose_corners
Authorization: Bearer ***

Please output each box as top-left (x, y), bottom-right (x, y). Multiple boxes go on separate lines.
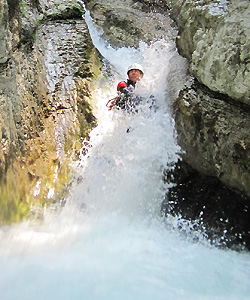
top-left (106, 63), bottom-right (144, 111)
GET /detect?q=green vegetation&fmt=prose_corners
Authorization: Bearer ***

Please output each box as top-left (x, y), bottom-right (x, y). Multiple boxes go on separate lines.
top-left (20, 0), bottom-right (27, 16)
top-left (0, 155), bottom-right (71, 223)
top-left (69, 4), bottom-right (85, 15)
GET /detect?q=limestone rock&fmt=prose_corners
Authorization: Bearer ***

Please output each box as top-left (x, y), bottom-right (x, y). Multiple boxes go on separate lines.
top-left (0, 0), bottom-right (100, 222)
top-left (174, 81), bottom-right (250, 196)
top-left (160, 0), bottom-right (250, 196)
top-left (84, 0), bottom-right (177, 48)
top-left (0, 0), bottom-right (19, 63)
top-left (166, 0), bottom-right (250, 105)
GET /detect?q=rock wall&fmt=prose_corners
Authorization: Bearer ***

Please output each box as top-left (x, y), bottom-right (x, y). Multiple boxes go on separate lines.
top-left (84, 0), bottom-right (177, 48)
top-left (0, 0), bottom-right (100, 223)
top-left (163, 0), bottom-right (250, 196)
top-left (167, 0), bottom-right (250, 104)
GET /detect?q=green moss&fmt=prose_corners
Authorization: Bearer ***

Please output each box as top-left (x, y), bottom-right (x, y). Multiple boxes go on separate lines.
top-left (0, 152), bottom-right (73, 224)
top-left (0, 168), bottom-right (30, 224)
top-left (74, 67), bottom-right (93, 79)
top-left (69, 4), bottom-right (85, 15)
top-left (47, 4), bottom-right (85, 21)
top-left (20, 0), bottom-right (27, 16)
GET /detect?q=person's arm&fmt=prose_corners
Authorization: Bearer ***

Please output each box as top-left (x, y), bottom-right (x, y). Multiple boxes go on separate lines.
top-left (117, 81), bottom-right (133, 96)
top-left (116, 81), bottom-right (133, 109)
top-left (117, 81), bottom-right (130, 94)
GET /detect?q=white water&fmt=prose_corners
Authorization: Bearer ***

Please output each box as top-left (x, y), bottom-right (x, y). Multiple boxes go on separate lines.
top-left (1, 8), bottom-right (250, 300)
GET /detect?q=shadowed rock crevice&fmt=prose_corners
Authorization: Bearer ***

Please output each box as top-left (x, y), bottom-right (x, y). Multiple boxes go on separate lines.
top-left (162, 160), bottom-right (250, 251)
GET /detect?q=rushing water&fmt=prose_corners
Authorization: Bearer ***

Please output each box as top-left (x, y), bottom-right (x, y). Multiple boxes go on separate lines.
top-left (1, 8), bottom-right (250, 300)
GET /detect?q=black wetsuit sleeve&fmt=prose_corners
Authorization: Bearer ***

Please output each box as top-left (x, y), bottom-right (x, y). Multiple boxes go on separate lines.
top-left (119, 87), bottom-right (132, 96)
top-left (115, 88), bottom-right (133, 110)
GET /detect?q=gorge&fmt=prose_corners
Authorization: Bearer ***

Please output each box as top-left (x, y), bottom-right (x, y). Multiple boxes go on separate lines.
top-left (0, 1), bottom-right (250, 298)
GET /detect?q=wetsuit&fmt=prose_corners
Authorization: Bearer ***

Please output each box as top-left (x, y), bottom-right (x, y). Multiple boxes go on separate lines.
top-left (109, 79), bottom-right (156, 113)
top-left (115, 79), bottom-right (140, 111)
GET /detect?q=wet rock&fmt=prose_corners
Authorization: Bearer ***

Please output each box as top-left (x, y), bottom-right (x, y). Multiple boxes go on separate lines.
top-left (0, 0), bottom-right (100, 222)
top-left (0, 0), bottom-right (19, 63)
top-left (174, 80), bottom-right (250, 197)
top-left (165, 0), bottom-right (250, 105)
top-left (158, 0), bottom-right (250, 199)
top-left (162, 159), bottom-right (250, 251)
top-left (84, 0), bottom-right (177, 48)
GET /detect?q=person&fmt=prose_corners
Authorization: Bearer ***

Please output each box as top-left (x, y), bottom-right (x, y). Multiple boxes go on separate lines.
top-left (106, 63), bottom-right (144, 111)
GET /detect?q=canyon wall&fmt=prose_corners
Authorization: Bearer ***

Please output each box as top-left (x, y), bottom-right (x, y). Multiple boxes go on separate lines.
top-left (0, 0), bottom-right (100, 222)
top-left (164, 0), bottom-right (250, 196)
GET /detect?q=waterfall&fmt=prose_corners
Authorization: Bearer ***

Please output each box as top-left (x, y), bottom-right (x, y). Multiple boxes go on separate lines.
top-left (0, 6), bottom-right (250, 300)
